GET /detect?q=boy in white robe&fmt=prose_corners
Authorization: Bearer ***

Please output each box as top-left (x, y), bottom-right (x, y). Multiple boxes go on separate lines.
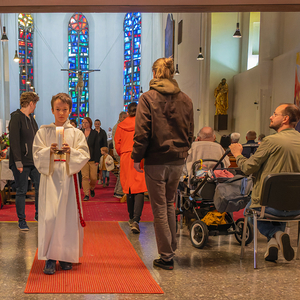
top-left (33, 93), bottom-right (90, 275)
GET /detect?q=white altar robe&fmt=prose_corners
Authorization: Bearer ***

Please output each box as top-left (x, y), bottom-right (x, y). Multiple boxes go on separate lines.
top-left (33, 121), bottom-right (90, 263)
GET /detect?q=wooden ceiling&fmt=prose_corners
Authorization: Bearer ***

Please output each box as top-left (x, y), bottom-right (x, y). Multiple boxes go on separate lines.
top-left (1, 0), bottom-right (300, 13)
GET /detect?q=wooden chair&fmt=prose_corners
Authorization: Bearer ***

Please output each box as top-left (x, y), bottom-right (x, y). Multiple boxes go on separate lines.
top-left (240, 173), bottom-right (300, 268)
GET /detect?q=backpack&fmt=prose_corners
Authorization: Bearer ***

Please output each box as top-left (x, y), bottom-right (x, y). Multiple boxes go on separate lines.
top-left (213, 175), bottom-right (253, 213)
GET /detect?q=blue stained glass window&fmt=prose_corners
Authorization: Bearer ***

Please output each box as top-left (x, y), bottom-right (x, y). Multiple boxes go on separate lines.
top-left (123, 13), bottom-right (141, 109)
top-left (68, 13), bottom-right (89, 124)
top-left (18, 13), bottom-right (34, 95)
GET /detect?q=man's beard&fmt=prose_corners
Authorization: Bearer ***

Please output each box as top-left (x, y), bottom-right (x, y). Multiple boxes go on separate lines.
top-left (269, 122), bottom-right (280, 131)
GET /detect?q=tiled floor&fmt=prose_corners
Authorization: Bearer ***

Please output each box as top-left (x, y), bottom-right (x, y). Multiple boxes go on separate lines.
top-left (1, 221), bottom-right (300, 300)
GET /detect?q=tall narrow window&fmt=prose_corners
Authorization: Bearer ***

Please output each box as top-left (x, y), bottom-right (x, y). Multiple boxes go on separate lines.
top-left (68, 13), bottom-right (89, 124)
top-left (18, 13), bottom-right (34, 95)
top-left (247, 12), bottom-right (260, 70)
top-left (123, 13), bottom-right (141, 110)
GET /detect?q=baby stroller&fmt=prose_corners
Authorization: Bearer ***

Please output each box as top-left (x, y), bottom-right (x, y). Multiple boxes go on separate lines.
top-left (176, 149), bottom-right (254, 249)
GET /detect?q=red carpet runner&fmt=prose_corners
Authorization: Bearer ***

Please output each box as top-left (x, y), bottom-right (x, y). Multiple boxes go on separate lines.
top-left (25, 221), bottom-right (163, 294)
top-left (0, 174), bottom-right (154, 222)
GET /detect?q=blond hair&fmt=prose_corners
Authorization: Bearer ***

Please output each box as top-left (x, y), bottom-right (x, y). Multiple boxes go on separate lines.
top-left (152, 57), bottom-right (174, 79)
top-left (20, 92), bottom-right (40, 108)
top-left (101, 147), bottom-right (108, 154)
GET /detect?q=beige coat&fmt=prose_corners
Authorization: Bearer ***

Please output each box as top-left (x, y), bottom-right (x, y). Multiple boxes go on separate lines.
top-left (99, 154), bottom-right (114, 172)
top-left (237, 128), bottom-right (300, 208)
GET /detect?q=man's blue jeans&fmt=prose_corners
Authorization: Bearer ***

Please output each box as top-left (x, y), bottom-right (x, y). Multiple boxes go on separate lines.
top-left (11, 164), bottom-right (40, 220)
top-left (244, 200), bottom-right (300, 240)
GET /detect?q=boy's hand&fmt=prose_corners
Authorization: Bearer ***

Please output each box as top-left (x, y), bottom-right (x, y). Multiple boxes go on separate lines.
top-left (50, 143), bottom-right (58, 154)
top-left (62, 143), bottom-right (70, 154)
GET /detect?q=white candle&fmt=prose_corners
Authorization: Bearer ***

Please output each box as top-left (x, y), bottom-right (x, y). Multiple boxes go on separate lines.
top-left (56, 127), bottom-right (64, 150)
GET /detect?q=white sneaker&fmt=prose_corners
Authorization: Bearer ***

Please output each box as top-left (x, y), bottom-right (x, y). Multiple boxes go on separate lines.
top-left (275, 231), bottom-right (294, 261)
top-left (264, 237), bottom-right (279, 262)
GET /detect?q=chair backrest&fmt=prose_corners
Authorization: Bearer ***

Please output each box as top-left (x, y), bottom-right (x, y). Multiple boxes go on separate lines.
top-left (260, 173), bottom-right (300, 211)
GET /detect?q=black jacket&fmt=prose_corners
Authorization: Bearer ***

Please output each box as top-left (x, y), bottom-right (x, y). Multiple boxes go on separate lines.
top-left (84, 129), bottom-right (101, 162)
top-left (9, 109), bottom-right (39, 168)
top-left (98, 128), bottom-right (108, 149)
top-left (241, 140), bottom-right (258, 158)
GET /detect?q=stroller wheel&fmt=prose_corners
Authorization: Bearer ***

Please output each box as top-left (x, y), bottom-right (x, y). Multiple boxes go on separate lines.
top-left (234, 218), bottom-right (253, 245)
top-left (190, 220), bottom-right (209, 249)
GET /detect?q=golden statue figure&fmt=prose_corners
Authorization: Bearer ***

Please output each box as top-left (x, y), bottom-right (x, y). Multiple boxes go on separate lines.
top-left (214, 78), bottom-right (228, 115)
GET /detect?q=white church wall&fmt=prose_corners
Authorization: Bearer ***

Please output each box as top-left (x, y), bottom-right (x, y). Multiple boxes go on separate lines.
top-left (233, 66), bottom-right (260, 144)
top-left (7, 13), bottom-right (19, 116)
top-left (170, 13), bottom-right (201, 134)
top-left (272, 48), bottom-right (299, 108)
top-left (210, 13), bottom-right (242, 138)
top-left (33, 13), bottom-right (67, 126)
top-left (141, 13), bottom-right (164, 92)
top-left (282, 12), bottom-right (300, 55)
top-left (0, 14), bottom-right (12, 132)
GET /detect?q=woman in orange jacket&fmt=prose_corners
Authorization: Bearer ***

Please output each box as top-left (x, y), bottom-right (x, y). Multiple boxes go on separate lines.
top-left (114, 102), bottom-right (147, 234)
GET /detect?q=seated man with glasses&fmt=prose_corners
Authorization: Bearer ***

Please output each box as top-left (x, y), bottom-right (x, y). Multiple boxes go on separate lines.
top-left (230, 104), bottom-right (300, 263)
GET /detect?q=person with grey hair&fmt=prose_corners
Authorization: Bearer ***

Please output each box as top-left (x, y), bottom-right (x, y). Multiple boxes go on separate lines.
top-left (186, 126), bottom-right (230, 185)
top-left (230, 132), bottom-right (240, 143)
top-left (197, 126), bottom-right (215, 141)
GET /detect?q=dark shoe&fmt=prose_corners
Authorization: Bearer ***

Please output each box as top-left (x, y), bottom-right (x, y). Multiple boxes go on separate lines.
top-left (131, 221), bottom-right (140, 234)
top-left (34, 213), bottom-right (38, 222)
top-left (18, 220), bottom-right (29, 231)
top-left (153, 258), bottom-right (174, 270)
top-left (90, 189), bottom-right (95, 197)
top-left (106, 178), bottom-right (110, 187)
top-left (264, 238), bottom-right (278, 262)
top-left (59, 261), bottom-right (73, 270)
top-left (83, 195), bottom-right (89, 201)
top-left (275, 231), bottom-right (294, 261)
top-left (44, 259), bottom-right (56, 275)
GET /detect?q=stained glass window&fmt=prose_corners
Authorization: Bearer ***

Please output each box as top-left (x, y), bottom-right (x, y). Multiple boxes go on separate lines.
top-left (18, 13), bottom-right (34, 95)
top-left (123, 13), bottom-right (141, 110)
top-left (68, 13), bottom-right (89, 124)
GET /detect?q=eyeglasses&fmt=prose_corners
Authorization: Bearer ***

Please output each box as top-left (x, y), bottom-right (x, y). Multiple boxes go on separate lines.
top-left (271, 112), bottom-right (285, 117)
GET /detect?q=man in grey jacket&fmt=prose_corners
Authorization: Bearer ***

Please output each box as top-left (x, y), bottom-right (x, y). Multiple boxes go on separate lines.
top-left (9, 92), bottom-right (40, 230)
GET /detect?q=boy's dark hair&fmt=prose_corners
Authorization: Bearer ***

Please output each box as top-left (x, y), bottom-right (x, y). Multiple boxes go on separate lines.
top-left (127, 102), bottom-right (137, 117)
top-left (20, 92), bottom-right (40, 108)
top-left (51, 93), bottom-right (72, 110)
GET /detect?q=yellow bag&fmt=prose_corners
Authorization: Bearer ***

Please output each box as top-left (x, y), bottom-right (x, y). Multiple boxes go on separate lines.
top-left (201, 211), bottom-right (227, 226)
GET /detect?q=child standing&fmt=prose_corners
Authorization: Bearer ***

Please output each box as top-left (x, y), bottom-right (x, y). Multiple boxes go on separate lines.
top-left (33, 93), bottom-right (90, 275)
top-left (99, 147), bottom-right (114, 187)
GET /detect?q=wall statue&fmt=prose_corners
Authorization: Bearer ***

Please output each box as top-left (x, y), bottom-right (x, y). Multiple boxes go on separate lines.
top-left (214, 78), bottom-right (228, 115)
